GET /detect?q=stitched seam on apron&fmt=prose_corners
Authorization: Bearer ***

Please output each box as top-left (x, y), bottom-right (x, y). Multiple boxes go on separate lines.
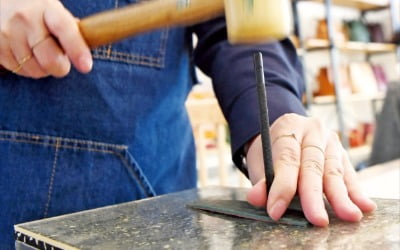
top-left (92, 29), bottom-right (169, 68)
top-left (113, 151), bottom-right (154, 197)
top-left (0, 130), bottom-right (127, 150)
top-left (0, 138), bottom-right (120, 154)
top-left (43, 138), bottom-right (61, 218)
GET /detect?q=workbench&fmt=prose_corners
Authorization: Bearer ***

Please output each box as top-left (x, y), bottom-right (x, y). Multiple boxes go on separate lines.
top-left (15, 186), bottom-right (400, 250)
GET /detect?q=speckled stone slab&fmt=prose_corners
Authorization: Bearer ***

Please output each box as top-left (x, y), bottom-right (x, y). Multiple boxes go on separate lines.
top-left (14, 187), bottom-right (400, 250)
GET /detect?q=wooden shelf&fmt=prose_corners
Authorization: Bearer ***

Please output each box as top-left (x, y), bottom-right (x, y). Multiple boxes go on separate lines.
top-left (297, 0), bottom-right (389, 11)
top-left (313, 92), bottom-right (386, 104)
top-left (303, 39), bottom-right (397, 53)
top-left (185, 97), bottom-right (226, 126)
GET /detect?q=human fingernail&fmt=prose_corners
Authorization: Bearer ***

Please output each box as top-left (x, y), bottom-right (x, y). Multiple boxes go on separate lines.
top-left (315, 209), bottom-right (329, 227)
top-left (57, 54), bottom-right (71, 75)
top-left (268, 199), bottom-right (287, 220)
top-left (365, 198), bottom-right (378, 212)
top-left (247, 179), bottom-right (267, 208)
top-left (79, 52), bottom-right (93, 72)
top-left (352, 202), bottom-right (365, 219)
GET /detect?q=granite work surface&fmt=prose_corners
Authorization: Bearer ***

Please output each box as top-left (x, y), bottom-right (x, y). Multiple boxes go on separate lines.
top-left (15, 187), bottom-right (400, 250)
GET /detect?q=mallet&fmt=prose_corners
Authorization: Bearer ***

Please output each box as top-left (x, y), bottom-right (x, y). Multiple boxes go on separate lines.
top-left (79, 0), bottom-right (292, 48)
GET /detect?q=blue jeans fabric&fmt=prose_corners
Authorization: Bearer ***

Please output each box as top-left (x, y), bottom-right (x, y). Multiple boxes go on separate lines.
top-left (0, 1), bottom-right (196, 248)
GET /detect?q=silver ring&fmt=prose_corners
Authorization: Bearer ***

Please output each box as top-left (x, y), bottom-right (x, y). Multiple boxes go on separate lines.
top-left (301, 145), bottom-right (325, 155)
top-left (272, 133), bottom-right (298, 145)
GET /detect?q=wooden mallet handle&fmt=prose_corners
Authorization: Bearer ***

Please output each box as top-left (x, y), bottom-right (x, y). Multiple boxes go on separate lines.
top-left (79, 0), bottom-right (225, 48)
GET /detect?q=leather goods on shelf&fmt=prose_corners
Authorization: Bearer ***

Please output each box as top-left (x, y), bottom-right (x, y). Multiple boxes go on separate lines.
top-left (345, 20), bottom-right (370, 43)
top-left (363, 122), bottom-right (375, 145)
top-left (316, 19), bottom-right (347, 42)
top-left (349, 127), bottom-right (364, 148)
top-left (367, 23), bottom-right (385, 43)
top-left (314, 66), bottom-right (352, 96)
top-left (393, 28), bottom-right (400, 44)
top-left (316, 19), bottom-right (328, 40)
top-left (348, 62), bottom-right (378, 94)
top-left (371, 64), bottom-right (388, 92)
top-left (348, 122), bottom-right (375, 148)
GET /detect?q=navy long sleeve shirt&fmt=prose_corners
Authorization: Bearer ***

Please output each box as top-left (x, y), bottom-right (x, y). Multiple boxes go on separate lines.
top-left (191, 17), bottom-right (306, 175)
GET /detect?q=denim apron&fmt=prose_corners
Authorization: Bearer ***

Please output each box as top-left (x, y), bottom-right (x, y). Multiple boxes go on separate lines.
top-left (0, 0), bottom-right (196, 247)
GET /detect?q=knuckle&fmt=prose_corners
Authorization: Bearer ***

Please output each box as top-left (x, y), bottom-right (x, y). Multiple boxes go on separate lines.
top-left (324, 165), bottom-right (344, 178)
top-left (309, 117), bottom-right (324, 133)
top-left (47, 17), bottom-right (66, 33)
top-left (310, 183), bottom-right (322, 194)
top-left (0, 26), bottom-right (11, 40)
top-left (276, 146), bottom-right (300, 166)
top-left (302, 159), bottom-right (324, 177)
top-left (11, 8), bottom-right (32, 24)
top-left (45, 9), bottom-right (77, 35)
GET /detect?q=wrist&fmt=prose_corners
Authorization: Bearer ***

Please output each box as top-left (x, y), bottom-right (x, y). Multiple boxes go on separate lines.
top-left (243, 134), bottom-right (259, 158)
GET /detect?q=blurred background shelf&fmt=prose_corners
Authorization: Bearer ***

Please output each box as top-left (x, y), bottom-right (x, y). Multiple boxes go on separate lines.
top-left (296, 0), bottom-right (389, 10)
top-left (313, 91), bottom-right (386, 104)
top-left (303, 38), bottom-right (397, 53)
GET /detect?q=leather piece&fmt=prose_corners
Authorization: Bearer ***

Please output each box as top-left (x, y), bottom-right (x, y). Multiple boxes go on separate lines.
top-left (187, 199), bottom-right (310, 227)
top-left (345, 20), bottom-right (370, 43)
top-left (367, 23), bottom-right (385, 43)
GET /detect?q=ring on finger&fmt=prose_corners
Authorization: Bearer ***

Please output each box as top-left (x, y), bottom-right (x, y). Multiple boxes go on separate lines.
top-left (31, 36), bottom-right (50, 51)
top-left (272, 133), bottom-right (298, 145)
top-left (325, 155), bottom-right (340, 161)
top-left (12, 54), bottom-right (33, 73)
top-left (301, 144), bottom-right (325, 155)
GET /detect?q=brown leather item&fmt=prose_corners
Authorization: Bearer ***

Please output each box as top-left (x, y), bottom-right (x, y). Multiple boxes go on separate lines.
top-left (315, 67), bottom-right (335, 96)
top-left (314, 66), bottom-right (352, 96)
top-left (349, 126), bottom-right (364, 148)
top-left (316, 19), bottom-right (347, 42)
top-left (316, 19), bottom-right (329, 40)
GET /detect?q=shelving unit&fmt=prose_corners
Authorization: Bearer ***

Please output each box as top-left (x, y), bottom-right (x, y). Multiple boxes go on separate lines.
top-left (293, 0), bottom-right (399, 151)
top-left (298, 0), bottom-right (389, 10)
top-left (303, 39), bottom-right (397, 53)
top-left (312, 91), bottom-right (386, 104)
